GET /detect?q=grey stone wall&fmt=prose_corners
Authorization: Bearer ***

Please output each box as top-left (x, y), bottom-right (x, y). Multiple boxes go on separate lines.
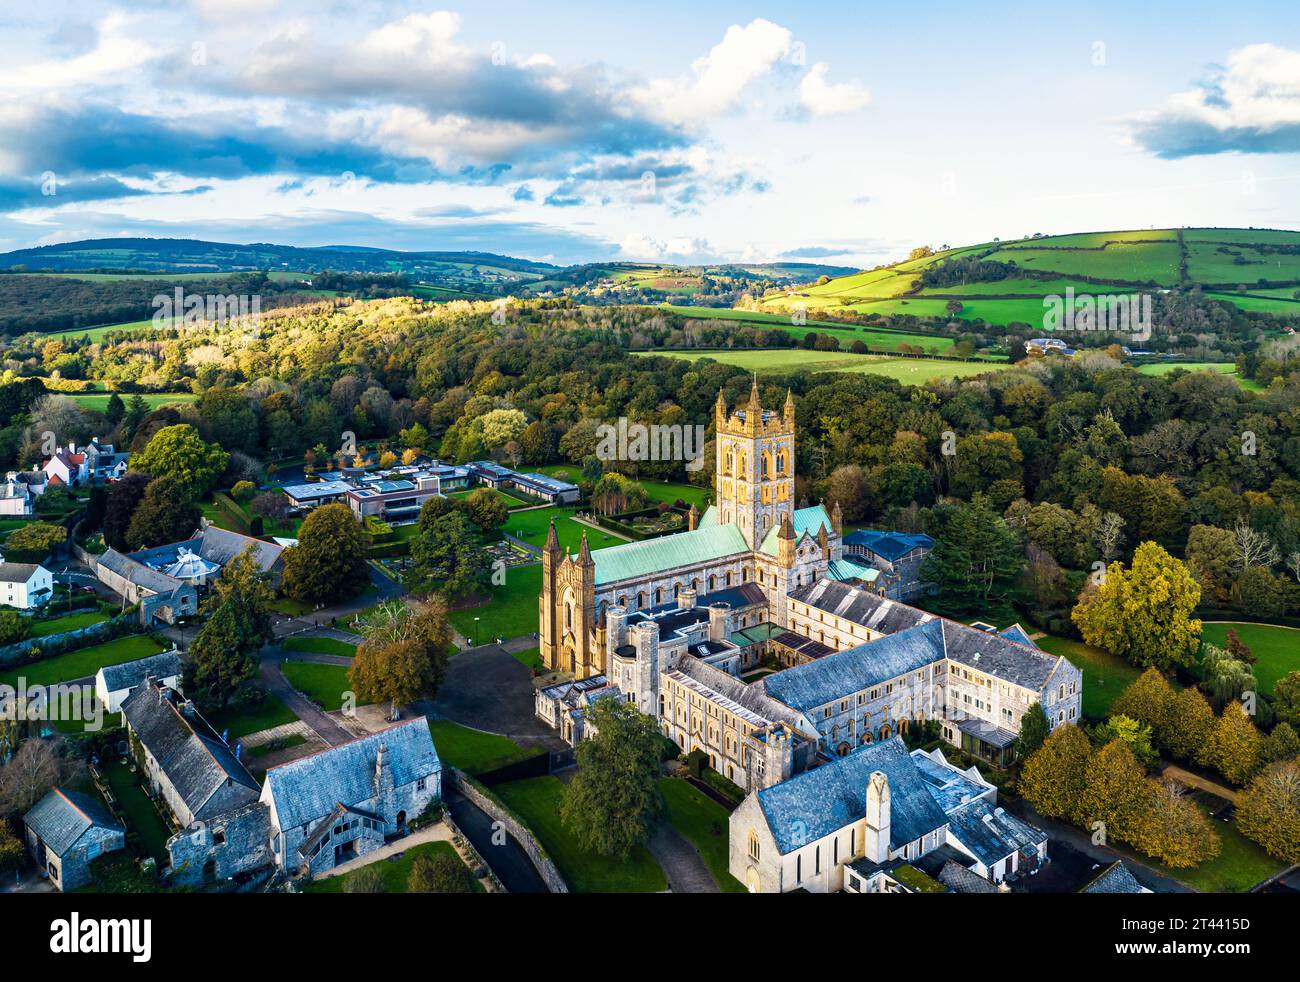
top-left (448, 769), bottom-right (568, 893)
top-left (166, 801), bottom-right (273, 889)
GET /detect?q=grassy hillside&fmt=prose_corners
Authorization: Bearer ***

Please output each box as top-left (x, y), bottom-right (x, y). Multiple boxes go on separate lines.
top-left (756, 228), bottom-right (1300, 326)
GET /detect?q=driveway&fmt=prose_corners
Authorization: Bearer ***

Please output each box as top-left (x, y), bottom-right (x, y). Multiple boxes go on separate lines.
top-left (259, 651), bottom-right (353, 747)
top-left (647, 823), bottom-right (719, 894)
top-left (425, 642), bottom-right (561, 747)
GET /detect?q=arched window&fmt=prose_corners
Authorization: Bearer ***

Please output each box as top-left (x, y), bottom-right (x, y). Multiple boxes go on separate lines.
top-left (708, 574), bottom-right (717, 591)
top-left (672, 583), bottom-right (681, 597)
top-left (725, 571), bottom-right (733, 586)
top-left (748, 831), bottom-right (761, 861)
top-left (654, 588), bottom-right (663, 604)
top-left (880, 725), bottom-right (891, 740)
top-left (636, 592), bottom-right (645, 608)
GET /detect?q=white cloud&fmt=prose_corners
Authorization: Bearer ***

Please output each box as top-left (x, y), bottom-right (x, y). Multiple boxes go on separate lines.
top-left (799, 62), bottom-right (871, 117)
top-left (8, 12), bottom-right (157, 90)
top-left (1131, 44), bottom-right (1300, 156)
top-left (192, 0), bottom-right (280, 19)
top-left (617, 232), bottom-right (715, 261)
top-left (635, 19), bottom-right (792, 123)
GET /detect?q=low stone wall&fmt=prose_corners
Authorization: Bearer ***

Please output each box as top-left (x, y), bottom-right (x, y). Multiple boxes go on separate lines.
top-left (448, 768), bottom-right (568, 894)
top-left (0, 610), bottom-right (141, 667)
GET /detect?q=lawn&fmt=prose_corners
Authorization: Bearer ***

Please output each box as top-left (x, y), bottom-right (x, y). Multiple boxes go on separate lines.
top-left (1201, 622), bottom-right (1300, 696)
top-left (66, 391), bottom-right (197, 412)
top-left (659, 778), bottom-right (746, 893)
top-left (448, 563), bottom-right (542, 642)
top-left (282, 636), bottom-right (357, 657)
top-left (206, 693), bottom-right (298, 741)
top-left (642, 349), bottom-right (1010, 384)
top-left (426, 719), bottom-right (543, 775)
top-left (0, 634), bottom-right (167, 689)
top-left (28, 609), bottom-right (109, 637)
top-left (302, 840), bottom-right (483, 893)
top-left (1115, 805), bottom-right (1284, 893)
top-left (281, 662), bottom-right (367, 712)
top-left (100, 759), bottom-right (173, 864)
top-left (504, 505), bottom-right (626, 554)
top-left (1035, 635), bottom-right (1141, 720)
top-left (510, 646), bottom-right (543, 670)
top-left (449, 487), bottom-right (531, 509)
top-left (494, 776), bottom-right (666, 892)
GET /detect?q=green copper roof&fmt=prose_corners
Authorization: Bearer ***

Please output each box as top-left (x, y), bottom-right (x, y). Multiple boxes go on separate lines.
top-left (592, 523), bottom-right (748, 585)
top-left (827, 557), bottom-right (880, 582)
top-left (696, 504), bottom-right (718, 528)
top-left (759, 504), bottom-right (833, 556)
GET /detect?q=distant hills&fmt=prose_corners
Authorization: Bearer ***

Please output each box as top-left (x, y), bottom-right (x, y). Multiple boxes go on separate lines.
top-left (757, 228), bottom-right (1300, 325)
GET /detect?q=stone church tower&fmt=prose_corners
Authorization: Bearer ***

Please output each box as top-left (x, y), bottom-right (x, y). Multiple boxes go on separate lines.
top-left (539, 521), bottom-right (598, 676)
top-left (714, 379), bottom-right (796, 550)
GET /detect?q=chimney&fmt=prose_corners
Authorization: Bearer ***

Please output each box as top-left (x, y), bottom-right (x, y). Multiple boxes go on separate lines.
top-left (708, 602), bottom-right (730, 643)
top-left (865, 770), bottom-right (891, 863)
top-left (375, 744), bottom-right (394, 796)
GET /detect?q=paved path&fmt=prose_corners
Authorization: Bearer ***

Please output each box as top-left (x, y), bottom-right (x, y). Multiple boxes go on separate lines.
top-left (646, 822), bottom-right (719, 894)
top-left (426, 641), bottom-right (561, 747)
top-left (258, 652), bottom-right (353, 747)
top-left (1161, 763), bottom-right (1239, 805)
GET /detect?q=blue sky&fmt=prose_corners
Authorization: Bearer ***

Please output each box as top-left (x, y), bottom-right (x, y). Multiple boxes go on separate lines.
top-left (2, 0), bottom-right (1299, 265)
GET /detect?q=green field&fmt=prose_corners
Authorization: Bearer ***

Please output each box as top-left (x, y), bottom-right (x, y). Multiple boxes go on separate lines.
top-left (303, 840), bottom-right (483, 893)
top-left (448, 563), bottom-right (543, 642)
top-left (1134, 361), bottom-right (1261, 390)
top-left (494, 776), bottom-right (667, 892)
top-left (0, 634), bottom-right (167, 689)
top-left (504, 506), bottom-right (626, 554)
top-left (1116, 804), bottom-right (1284, 893)
top-left (1201, 622), bottom-right (1300, 696)
top-left (1035, 635), bottom-right (1142, 719)
top-left (66, 391), bottom-right (197, 412)
top-left (100, 759), bottom-right (173, 864)
top-left (281, 636), bottom-right (357, 657)
top-left (207, 693), bottom-right (298, 740)
top-left (28, 609), bottom-right (109, 637)
top-left (426, 719), bottom-right (544, 774)
top-left (659, 778), bottom-right (746, 892)
top-left (281, 662), bottom-right (368, 712)
top-left (754, 229), bottom-right (1300, 326)
top-left (639, 348), bottom-right (1010, 383)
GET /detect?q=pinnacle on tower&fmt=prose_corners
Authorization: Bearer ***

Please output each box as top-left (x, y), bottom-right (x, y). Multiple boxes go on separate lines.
top-left (831, 499), bottom-right (843, 535)
top-left (748, 373), bottom-right (761, 409)
top-left (544, 518), bottom-right (561, 554)
top-left (784, 387), bottom-right (796, 423)
top-left (715, 386), bottom-right (727, 418)
top-left (577, 531), bottom-right (594, 567)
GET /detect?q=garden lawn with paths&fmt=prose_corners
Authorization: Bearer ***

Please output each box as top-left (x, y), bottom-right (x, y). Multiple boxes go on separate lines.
top-left (28, 609), bottom-right (110, 637)
top-left (504, 505), bottom-right (626, 554)
top-left (100, 758), bottom-right (173, 864)
top-left (658, 777), bottom-right (746, 892)
top-left (493, 775), bottom-right (667, 893)
top-left (0, 634), bottom-right (167, 689)
top-left (448, 563), bottom-right (543, 642)
top-left (206, 693), bottom-right (298, 740)
top-left (303, 840), bottom-right (483, 893)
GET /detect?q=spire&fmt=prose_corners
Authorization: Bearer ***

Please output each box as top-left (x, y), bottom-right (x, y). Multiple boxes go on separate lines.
top-left (784, 387), bottom-right (796, 423)
top-left (831, 498), bottom-right (843, 536)
top-left (687, 501), bottom-right (700, 531)
top-left (544, 518), bottom-right (561, 555)
top-left (577, 531), bottom-right (594, 567)
top-left (748, 373), bottom-right (761, 410)
top-left (778, 513), bottom-right (796, 540)
top-left (715, 386), bottom-right (727, 415)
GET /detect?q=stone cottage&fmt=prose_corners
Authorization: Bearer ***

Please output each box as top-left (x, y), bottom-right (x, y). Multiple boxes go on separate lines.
top-left (23, 787), bottom-right (126, 891)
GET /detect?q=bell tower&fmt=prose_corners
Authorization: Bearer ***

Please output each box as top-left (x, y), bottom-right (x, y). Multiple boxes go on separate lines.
top-left (714, 379), bottom-right (796, 549)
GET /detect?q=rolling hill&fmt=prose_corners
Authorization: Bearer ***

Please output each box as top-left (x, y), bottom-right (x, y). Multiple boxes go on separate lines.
top-left (755, 228), bottom-right (1300, 326)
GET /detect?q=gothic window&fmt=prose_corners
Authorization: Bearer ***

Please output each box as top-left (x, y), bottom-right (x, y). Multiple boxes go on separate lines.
top-left (880, 725), bottom-right (891, 740)
top-left (673, 583), bottom-right (681, 597)
top-left (725, 571), bottom-right (733, 586)
top-left (748, 832), bottom-right (761, 861)
top-left (637, 592), bottom-right (645, 607)
top-left (708, 574), bottom-right (717, 591)
top-left (654, 588), bottom-right (663, 604)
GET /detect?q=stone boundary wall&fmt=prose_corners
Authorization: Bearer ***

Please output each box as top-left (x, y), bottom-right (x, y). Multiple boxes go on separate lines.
top-left (448, 768), bottom-right (568, 894)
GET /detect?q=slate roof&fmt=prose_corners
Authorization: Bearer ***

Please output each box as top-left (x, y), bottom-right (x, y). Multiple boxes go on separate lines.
top-left (789, 579), bottom-right (934, 635)
top-left (843, 529), bottom-right (934, 562)
top-left (24, 788), bottom-right (123, 857)
top-left (98, 650), bottom-right (184, 694)
top-left (944, 798), bottom-right (1046, 868)
top-left (591, 523), bottom-right (748, 586)
top-left (998, 624), bottom-right (1038, 649)
top-left (667, 656), bottom-right (809, 731)
top-left (941, 620), bottom-right (1063, 690)
top-left (98, 548), bottom-right (188, 596)
top-left (0, 561), bottom-right (44, 584)
top-left (755, 737), bottom-right (949, 855)
top-left (758, 504), bottom-right (833, 556)
top-left (198, 525), bottom-right (283, 572)
top-left (263, 717), bottom-right (440, 832)
top-left (761, 620), bottom-right (945, 713)
top-left (121, 682), bottom-right (260, 822)
top-left (1080, 860), bottom-right (1147, 894)
top-left (911, 750), bottom-right (993, 813)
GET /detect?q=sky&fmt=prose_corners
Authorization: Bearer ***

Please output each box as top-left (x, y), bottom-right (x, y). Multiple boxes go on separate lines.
top-left (2, 0), bottom-right (1300, 267)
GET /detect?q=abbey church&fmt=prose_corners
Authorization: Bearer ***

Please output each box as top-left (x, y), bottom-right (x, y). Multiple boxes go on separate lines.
top-left (539, 379), bottom-right (847, 680)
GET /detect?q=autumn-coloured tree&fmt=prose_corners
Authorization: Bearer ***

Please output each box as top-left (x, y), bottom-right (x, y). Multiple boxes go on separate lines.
top-left (1236, 759), bottom-right (1300, 864)
top-left (1072, 541), bottom-right (1202, 672)
top-left (1073, 739), bottom-right (1151, 843)
top-left (1201, 700), bottom-right (1263, 786)
top-left (1129, 779), bottom-right (1220, 868)
top-left (1260, 722), bottom-right (1300, 766)
top-left (1111, 668), bottom-right (1176, 749)
top-left (1017, 724), bottom-right (1092, 819)
top-left (1164, 686), bottom-right (1216, 761)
